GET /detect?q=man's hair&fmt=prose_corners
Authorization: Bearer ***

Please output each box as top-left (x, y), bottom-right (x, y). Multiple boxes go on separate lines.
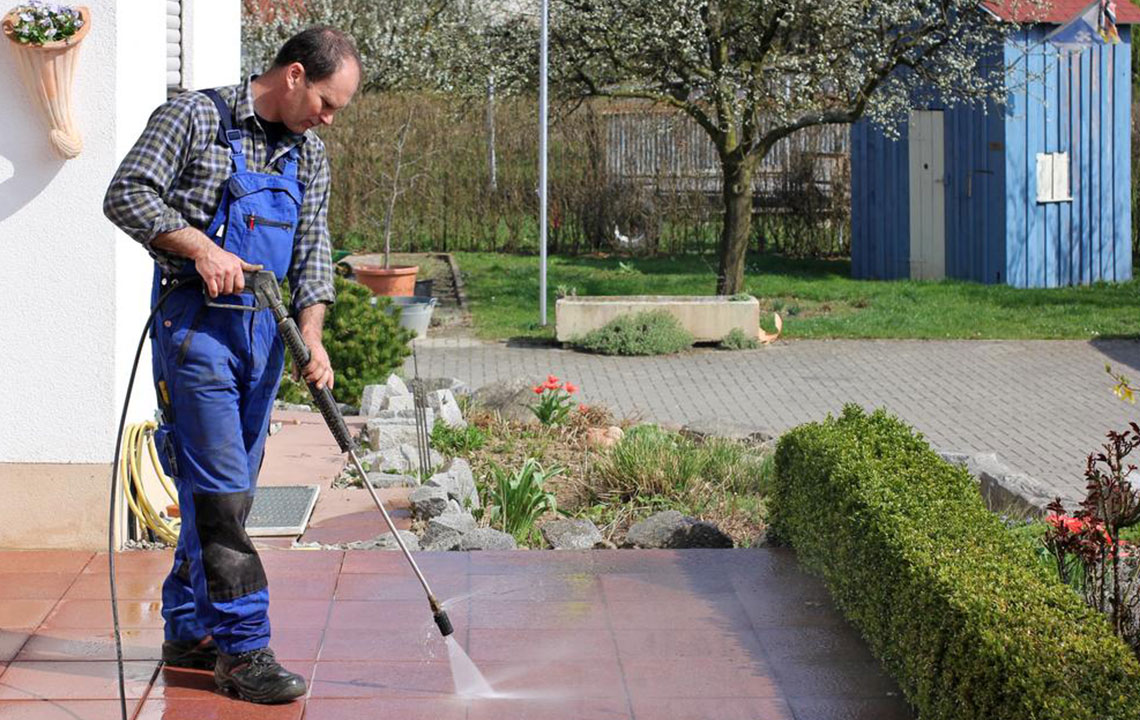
top-left (271, 26), bottom-right (361, 84)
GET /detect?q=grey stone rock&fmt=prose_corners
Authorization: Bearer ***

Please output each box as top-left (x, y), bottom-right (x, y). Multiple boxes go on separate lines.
top-left (681, 418), bottom-right (776, 443)
top-left (360, 385), bottom-right (392, 416)
top-left (472, 378), bottom-right (540, 424)
top-left (368, 447), bottom-right (413, 473)
top-left (420, 526), bottom-right (464, 551)
top-left (431, 389), bottom-right (467, 429)
top-left (409, 485), bottom-right (450, 519)
top-left (274, 401), bottom-right (312, 412)
top-left (399, 444), bottom-right (444, 474)
top-left (366, 472), bottom-right (418, 489)
top-left (942, 450), bottom-right (1073, 518)
top-left (428, 512), bottom-right (478, 536)
top-left (386, 373), bottom-right (410, 396)
top-left (366, 419), bottom-right (420, 449)
top-left (337, 403), bottom-right (359, 417)
top-left (387, 394), bottom-right (416, 413)
top-left (459, 527), bottom-right (518, 551)
top-left (347, 530), bottom-right (421, 551)
top-left (540, 518), bottom-right (604, 549)
top-left (426, 458), bottom-right (480, 510)
top-left (446, 499), bottom-right (463, 515)
top-left (422, 377), bottom-right (473, 398)
top-left (625, 510), bottom-right (733, 549)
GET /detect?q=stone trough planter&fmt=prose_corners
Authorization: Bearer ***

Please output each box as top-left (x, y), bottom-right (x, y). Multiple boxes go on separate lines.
top-left (555, 295), bottom-right (760, 343)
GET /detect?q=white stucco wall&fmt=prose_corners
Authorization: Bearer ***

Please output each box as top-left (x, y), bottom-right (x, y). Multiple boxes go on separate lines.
top-left (0, 0), bottom-right (240, 465)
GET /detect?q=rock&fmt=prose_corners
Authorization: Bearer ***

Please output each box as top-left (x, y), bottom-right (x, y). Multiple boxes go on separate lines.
top-left (386, 373), bottom-right (410, 397)
top-left (680, 418), bottom-right (776, 444)
top-left (274, 401), bottom-right (312, 412)
top-left (267, 421), bottom-right (283, 437)
top-left (399, 444), bottom-right (444, 474)
top-left (472, 378), bottom-right (540, 424)
top-left (426, 458), bottom-right (480, 510)
top-left (347, 531), bottom-right (420, 551)
top-left (421, 526), bottom-right (464, 551)
top-left (422, 377), bottom-right (473, 398)
top-left (366, 419), bottom-right (421, 449)
top-left (337, 403), bottom-right (359, 416)
top-left (431, 389), bottom-right (467, 429)
top-left (586, 426), bottom-right (624, 449)
top-left (362, 447), bottom-right (413, 473)
top-left (446, 499), bottom-right (463, 515)
top-left (459, 527), bottom-right (518, 551)
top-left (428, 512), bottom-right (478, 536)
top-left (388, 394), bottom-right (416, 413)
top-left (409, 486), bottom-right (450, 519)
top-left (360, 385), bottom-right (392, 416)
top-left (540, 518), bottom-right (604, 549)
top-left (625, 510), bottom-right (733, 549)
top-left (365, 472), bottom-right (418, 489)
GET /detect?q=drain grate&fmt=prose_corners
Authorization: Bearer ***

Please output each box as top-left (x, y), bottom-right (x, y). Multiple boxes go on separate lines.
top-left (246, 485), bottom-right (320, 537)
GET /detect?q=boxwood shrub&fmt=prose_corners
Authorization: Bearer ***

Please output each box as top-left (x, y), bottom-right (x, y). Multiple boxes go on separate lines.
top-left (770, 405), bottom-right (1140, 720)
top-left (573, 310), bottom-right (693, 355)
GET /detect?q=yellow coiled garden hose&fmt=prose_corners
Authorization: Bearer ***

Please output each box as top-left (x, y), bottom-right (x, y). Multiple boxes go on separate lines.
top-left (118, 420), bottom-right (180, 545)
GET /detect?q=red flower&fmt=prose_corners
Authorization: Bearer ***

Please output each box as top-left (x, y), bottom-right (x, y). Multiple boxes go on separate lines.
top-left (564, 382), bottom-right (579, 394)
top-left (1046, 513), bottom-right (1065, 530)
top-left (533, 385), bottom-right (545, 394)
top-left (546, 374), bottom-right (560, 385)
top-left (578, 404), bottom-right (588, 413)
top-left (1063, 517), bottom-right (1086, 534)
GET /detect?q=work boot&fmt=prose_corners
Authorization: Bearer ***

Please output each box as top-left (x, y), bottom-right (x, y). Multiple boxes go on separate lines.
top-left (214, 647), bottom-right (307, 703)
top-left (161, 636), bottom-right (218, 670)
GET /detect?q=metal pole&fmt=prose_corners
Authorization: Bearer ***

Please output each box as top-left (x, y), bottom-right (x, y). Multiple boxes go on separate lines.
top-left (538, 0), bottom-right (549, 325)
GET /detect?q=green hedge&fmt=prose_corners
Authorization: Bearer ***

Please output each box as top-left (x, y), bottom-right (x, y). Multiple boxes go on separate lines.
top-left (770, 405), bottom-right (1140, 720)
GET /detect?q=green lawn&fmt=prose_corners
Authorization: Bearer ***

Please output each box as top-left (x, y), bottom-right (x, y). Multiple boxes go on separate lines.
top-left (454, 251), bottom-right (1140, 341)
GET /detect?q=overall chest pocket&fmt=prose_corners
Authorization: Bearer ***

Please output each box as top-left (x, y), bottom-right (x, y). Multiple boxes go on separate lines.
top-left (221, 171), bottom-right (304, 278)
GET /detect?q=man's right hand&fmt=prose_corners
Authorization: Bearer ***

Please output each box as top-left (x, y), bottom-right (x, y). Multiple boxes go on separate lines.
top-left (195, 244), bottom-right (261, 298)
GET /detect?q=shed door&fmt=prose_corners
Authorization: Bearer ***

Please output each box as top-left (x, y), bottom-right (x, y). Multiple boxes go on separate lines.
top-left (908, 110), bottom-right (946, 280)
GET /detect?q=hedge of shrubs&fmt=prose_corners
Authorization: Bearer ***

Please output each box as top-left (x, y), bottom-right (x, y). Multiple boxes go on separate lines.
top-left (770, 405), bottom-right (1140, 720)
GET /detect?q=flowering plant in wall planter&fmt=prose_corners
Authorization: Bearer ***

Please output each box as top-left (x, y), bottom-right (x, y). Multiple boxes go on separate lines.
top-left (2, 2), bottom-right (91, 159)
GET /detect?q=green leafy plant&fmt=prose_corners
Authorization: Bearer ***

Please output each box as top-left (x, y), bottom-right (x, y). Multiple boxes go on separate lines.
top-left (573, 310), bottom-right (693, 356)
top-left (482, 458), bottom-right (560, 545)
top-left (431, 419), bottom-right (487, 455)
top-left (7, 2), bottom-right (83, 44)
top-left (530, 374), bottom-right (579, 426)
top-left (279, 275), bottom-right (414, 406)
top-left (719, 327), bottom-right (759, 350)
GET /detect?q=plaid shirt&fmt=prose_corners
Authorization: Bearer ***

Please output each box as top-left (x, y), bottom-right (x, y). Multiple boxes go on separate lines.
top-left (103, 76), bottom-right (334, 313)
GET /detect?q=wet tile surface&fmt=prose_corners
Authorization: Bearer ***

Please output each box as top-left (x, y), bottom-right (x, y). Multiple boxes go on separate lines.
top-left (0, 548), bottom-right (915, 718)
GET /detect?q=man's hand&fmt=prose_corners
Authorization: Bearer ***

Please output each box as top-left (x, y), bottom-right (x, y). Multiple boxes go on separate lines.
top-left (295, 303), bottom-right (333, 390)
top-left (195, 244), bottom-right (261, 298)
top-left (297, 338), bottom-right (334, 390)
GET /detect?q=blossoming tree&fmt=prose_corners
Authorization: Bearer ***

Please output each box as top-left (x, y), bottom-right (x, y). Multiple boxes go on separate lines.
top-left (542, 0), bottom-right (1025, 293)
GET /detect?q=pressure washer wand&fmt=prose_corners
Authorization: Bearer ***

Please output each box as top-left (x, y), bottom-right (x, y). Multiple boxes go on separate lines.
top-left (246, 271), bottom-right (453, 637)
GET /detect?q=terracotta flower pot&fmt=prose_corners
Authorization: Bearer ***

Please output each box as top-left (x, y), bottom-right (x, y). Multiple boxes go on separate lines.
top-left (354, 264), bottom-right (419, 296)
top-left (2, 5), bottom-right (91, 159)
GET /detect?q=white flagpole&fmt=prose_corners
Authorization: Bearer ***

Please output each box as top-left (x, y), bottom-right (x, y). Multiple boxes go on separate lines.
top-left (539, 0), bottom-right (549, 326)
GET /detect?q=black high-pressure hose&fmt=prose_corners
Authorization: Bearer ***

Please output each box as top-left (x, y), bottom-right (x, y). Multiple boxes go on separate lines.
top-left (108, 276), bottom-right (194, 720)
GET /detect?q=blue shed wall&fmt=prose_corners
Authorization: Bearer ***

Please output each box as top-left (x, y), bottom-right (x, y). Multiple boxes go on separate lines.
top-left (850, 118), bottom-right (910, 280)
top-left (1003, 26), bottom-right (1131, 287)
top-left (851, 27), bottom-right (1132, 287)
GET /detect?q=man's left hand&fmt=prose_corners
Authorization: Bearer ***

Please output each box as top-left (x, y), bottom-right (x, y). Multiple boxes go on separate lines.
top-left (298, 339), bottom-right (334, 390)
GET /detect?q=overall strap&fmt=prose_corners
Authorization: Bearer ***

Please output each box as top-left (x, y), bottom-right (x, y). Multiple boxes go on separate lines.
top-left (276, 146), bottom-right (300, 179)
top-left (201, 88), bottom-right (247, 173)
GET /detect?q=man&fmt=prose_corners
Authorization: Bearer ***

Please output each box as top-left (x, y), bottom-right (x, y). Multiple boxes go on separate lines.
top-left (103, 27), bottom-right (361, 704)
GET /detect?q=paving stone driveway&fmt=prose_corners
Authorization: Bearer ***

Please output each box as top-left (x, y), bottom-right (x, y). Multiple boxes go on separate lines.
top-left (409, 337), bottom-right (1140, 504)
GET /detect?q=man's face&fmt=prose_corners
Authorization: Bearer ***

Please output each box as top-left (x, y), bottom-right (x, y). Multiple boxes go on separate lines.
top-left (281, 60), bottom-right (360, 134)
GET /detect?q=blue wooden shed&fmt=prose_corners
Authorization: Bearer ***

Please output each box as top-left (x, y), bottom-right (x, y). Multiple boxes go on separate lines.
top-left (850, 0), bottom-right (1136, 287)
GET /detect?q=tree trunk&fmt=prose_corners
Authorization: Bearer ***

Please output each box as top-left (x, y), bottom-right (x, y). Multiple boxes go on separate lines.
top-left (716, 156), bottom-right (754, 295)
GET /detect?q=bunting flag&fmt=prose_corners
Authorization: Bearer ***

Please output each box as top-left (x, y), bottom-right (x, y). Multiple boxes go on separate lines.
top-left (1046, 0), bottom-right (1119, 52)
top-left (1100, 0), bottom-right (1120, 43)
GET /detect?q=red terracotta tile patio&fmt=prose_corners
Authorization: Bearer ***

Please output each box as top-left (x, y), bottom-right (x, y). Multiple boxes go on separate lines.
top-left (0, 547), bottom-right (914, 718)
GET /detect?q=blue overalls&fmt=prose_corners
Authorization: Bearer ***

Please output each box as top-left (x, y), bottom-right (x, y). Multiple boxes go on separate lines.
top-left (150, 89), bottom-right (304, 655)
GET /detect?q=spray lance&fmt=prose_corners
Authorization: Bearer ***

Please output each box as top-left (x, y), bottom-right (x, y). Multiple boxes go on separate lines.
top-left (237, 269), bottom-right (454, 637)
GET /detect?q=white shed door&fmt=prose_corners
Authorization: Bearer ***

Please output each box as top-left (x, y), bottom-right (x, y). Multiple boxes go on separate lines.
top-left (166, 1), bottom-right (182, 92)
top-left (908, 110), bottom-right (946, 280)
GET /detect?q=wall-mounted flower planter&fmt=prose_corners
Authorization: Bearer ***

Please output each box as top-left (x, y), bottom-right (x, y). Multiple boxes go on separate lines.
top-left (2, 6), bottom-right (91, 159)
top-left (556, 295), bottom-right (761, 343)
